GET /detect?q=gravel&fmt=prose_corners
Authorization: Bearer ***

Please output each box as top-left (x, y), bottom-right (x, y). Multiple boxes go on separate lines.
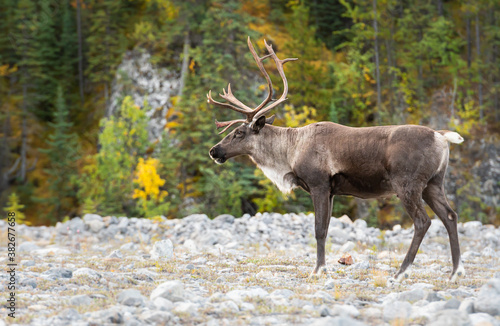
top-left (1, 212), bottom-right (499, 325)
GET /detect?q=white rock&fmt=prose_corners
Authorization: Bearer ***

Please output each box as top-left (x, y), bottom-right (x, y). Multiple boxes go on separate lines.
top-left (117, 289), bottom-right (146, 307)
top-left (383, 301), bottom-right (412, 321)
top-left (339, 241), bottom-right (355, 253)
top-left (153, 297), bottom-right (173, 311)
top-left (73, 268), bottom-right (101, 280)
top-left (173, 302), bottom-right (198, 316)
top-left (150, 280), bottom-right (185, 302)
top-left (226, 288), bottom-right (268, 302)
top-left (150, 239), bottom-right (174, 260)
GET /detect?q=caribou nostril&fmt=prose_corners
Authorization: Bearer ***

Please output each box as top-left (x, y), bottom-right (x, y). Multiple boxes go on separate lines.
top-left (209, 147), bottom-right (217, 158)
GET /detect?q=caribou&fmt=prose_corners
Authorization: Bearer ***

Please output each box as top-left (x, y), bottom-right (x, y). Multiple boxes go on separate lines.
top-left (208, 37), bottom-right (465, 282)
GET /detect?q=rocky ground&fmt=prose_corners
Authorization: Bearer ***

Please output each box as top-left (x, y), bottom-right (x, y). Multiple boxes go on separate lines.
top-left (0, 212), bottom-right (499, 326)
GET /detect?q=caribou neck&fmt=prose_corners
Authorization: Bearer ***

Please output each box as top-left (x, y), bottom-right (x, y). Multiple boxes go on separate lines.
top-left (249, 125), bottom-right (297, 193)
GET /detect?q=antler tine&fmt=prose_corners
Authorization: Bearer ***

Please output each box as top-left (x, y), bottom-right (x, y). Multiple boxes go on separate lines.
top-left (252, 40), bottom-right (298, 121)
top-left (206, 90), bottom-right (252, 115)
top-left (208, 37), bottom-right (298, 134)
top-left (247, 36), bottom-right (273, 114)
top-left (219, 83), bottom-right (253, 113)
top-left (215, 119), bottom-right (247, 134)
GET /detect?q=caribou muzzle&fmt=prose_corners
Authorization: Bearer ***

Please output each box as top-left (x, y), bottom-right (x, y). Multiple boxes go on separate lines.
top-left (209, 145), bottom-right (226, 164)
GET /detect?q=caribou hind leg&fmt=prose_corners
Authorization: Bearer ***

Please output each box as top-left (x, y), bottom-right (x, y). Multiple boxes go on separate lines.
top-left (309, 187), bottom-right (333, 278)
top-left (423, 181), bottom-right (463, 282)
top-left (393, 182), bottom-right (432, 282)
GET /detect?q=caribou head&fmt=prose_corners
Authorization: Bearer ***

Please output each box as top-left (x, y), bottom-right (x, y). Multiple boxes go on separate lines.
top-left (208, 37), bottom-right (296, 164)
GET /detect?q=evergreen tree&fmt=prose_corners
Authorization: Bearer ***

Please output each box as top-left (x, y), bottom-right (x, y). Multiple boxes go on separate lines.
top-left (85, 0), bottom-right (129, 109)
top-left (33, 0), bottom-right (59, 121)
top-left (39, 85), bottom-right (80, 222)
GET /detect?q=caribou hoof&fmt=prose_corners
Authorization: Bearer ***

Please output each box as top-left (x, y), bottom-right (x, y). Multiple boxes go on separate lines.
top-left (449, 263), bottom-right (465, 283)
top-left (395, 268), bottom-right (411, 283)
top-left (309, 265), bottom-right (328, 279)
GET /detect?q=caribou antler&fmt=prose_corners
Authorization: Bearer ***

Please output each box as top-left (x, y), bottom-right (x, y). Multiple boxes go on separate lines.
top-left (207, 37), bottom-right (297, 134)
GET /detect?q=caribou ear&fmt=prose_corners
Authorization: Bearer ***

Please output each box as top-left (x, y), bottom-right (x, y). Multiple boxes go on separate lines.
top-left (252, 116), bottom-right (267, 133)
top-left (265, 115), bottom-right (275, 125)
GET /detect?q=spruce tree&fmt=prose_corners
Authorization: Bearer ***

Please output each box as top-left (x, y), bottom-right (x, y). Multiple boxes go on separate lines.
top-left (39, 85), bottom-right (80, 222)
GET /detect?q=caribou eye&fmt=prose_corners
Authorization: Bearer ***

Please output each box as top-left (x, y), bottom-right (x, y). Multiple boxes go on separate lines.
top-left (235, 130), bottom-right (244, 137)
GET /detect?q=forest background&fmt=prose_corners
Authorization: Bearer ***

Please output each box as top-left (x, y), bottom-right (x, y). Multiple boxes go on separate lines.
top-left (0, 0), bottom-right (499, 227)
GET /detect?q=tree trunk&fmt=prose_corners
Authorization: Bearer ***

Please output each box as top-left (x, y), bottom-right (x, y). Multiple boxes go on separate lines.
top-left (372, 0), bottom-right (382, 124)
top-left (475, 13), bottom-right (483, 120)
top-left (493, 10), bottom-right (499, 122)
top-left (178, 31), bottom-right (190, 98)
top-left (466, 13), bottom-right (472, 82)
top-left (437, 0), bottom-right (443, 16)
top-left (20, 82), bottom-right (27, 182)
top-left (76, 0), bottom-right (84, 104)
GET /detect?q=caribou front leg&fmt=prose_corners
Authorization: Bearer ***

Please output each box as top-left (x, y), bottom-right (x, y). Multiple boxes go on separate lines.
top-left (309, 188), bottom-right (333, 278)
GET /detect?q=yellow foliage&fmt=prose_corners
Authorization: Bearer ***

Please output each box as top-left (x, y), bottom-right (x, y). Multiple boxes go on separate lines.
top-left (0, 64), bottom-right (17, 76)
top-left (145, 0), bottom-right (178, 20)
top-left (450, 100), bottom-right (480, 137)
top-left (133, 158), bottom-right (168, 202)
top-left (284, 104), bottom-right (318, 128)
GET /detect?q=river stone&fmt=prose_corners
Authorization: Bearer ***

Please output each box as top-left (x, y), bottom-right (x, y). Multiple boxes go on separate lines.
top-left (153, 297), bottom-right (173, 311)
top-left (468, 313), bottom-right (499, 326)
top-left (73, 268), bottom-right (101, 280)
top-left (444, 298), bottom-right (462, 309)
top-left (83, 213), bottom-right (103, 223)
top-left (42, 268), bottom-right (73, 280)
top-left (311, 316), bottom-right (367, 326)
top-left (339, 241), bottom-right (355, 253)
top-left (150, 239), bottom-right (174, 260)
top-left (18, 242), bottom-right (40, 252)
top-left (474, 278), bottom-right (500, 316)
top-left (173, 302), bottom-right (198, 316)
top-left (428, 309), bottom-right (471, 326)
top-left (399, 288), bottom-right (427, 303)
top-left (226, 288), bottom-right (268, 302)
top-left (140, 311), bottom-right (173, 324)
top-left (150, 280), bottom-right (185, 302)
top-left (69, 295), bottom-right (92, 306)
top-left (117, 289), bottom-right (146, 307)
top-left (88, 220), bottom-right (105, 233)
top-left (383, 301), bottom-right (412, 321)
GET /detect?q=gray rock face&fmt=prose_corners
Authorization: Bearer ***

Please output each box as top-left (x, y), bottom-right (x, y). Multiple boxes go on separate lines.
top-left (150, 281), bottom-right (185, 302)
top-left (108, 50), bottom-right (180, 142)
top-left (150, 239), bottom-right (174, 260)
top-left (474, 278), bottom-right (500, 316)
top-left (117, 289), bottom-right (146, 307)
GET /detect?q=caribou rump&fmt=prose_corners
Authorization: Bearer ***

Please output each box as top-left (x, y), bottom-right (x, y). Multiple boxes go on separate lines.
top-left (208, 37), bottom-right (464, 282)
